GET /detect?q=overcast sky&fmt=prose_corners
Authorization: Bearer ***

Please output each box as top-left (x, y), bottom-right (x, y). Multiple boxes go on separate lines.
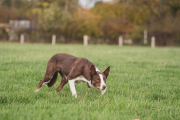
top-left (79, 0), bottom-right (112, 9)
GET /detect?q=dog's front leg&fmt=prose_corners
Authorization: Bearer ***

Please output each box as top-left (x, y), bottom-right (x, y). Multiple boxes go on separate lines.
top-left (68, 80), bottom-right (77, 98)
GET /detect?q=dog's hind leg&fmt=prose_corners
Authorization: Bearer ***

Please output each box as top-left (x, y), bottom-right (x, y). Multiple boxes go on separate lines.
top-left (44, 72), bottom-right (58, 87)
top-left (57, 72), bottom-right (68, 92)
top-left (36, 74), bottom-right (55, 92)
top-left (36, 62), bottom-right (57, 92)
top-left (36, 78), bottom-right (47, 92)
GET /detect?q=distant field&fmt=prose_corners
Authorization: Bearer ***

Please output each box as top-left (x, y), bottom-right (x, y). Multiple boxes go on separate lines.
top-left (0, 43), bottom-right (180, 120)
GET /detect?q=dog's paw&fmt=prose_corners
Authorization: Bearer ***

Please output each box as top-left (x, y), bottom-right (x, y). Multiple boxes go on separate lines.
top-left (35, 89), bottom-right (40, 92)
top-left (43, 82), bottom-right (48, 86)
top-left (72, 94), bottom-right (77, 98)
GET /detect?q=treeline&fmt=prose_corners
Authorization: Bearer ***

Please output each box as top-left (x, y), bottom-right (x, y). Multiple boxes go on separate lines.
top-left (0, 0), bottom-right (180, 46)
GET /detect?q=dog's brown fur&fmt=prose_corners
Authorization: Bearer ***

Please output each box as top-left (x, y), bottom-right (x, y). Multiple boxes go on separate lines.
top-left (36, 53), bottom-right (110, 93)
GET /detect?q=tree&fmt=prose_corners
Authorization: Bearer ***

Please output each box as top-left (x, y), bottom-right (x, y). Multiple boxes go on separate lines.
top-left (91, 2), bottom-right (133, 43)
top-left (34, 3), bottom-right (70, 31)
top-left (63, 8), bottom-right (103, 42)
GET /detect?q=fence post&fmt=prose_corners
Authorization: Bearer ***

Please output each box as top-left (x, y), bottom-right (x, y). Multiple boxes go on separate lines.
top-left (52, 35), bottom-right (56, 45)
top-left (83, 35), bottom-right (88, 46)
top-left (20, 34), bottom-right (24, 44)
top-left (144, 30), bottom-right (147, 44)
top-left (119, 36), bottom-right (123, 46)
top-left (151, 36), bottom-right (155, 48)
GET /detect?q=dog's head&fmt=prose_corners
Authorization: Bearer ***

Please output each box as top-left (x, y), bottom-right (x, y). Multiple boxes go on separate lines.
top-left (90, 65), bottom-right (110, 95)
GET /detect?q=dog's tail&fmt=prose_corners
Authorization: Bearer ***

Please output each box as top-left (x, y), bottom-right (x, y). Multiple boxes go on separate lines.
top-left (47, 72), bottom-right (58, 87)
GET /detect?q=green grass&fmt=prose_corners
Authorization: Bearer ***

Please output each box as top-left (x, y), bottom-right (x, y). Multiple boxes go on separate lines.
top-left (0, 43), bottom-right (180, 120)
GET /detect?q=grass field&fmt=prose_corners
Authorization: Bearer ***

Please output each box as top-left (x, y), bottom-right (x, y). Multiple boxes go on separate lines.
top-left (0, 43), bottom-right (180, 120)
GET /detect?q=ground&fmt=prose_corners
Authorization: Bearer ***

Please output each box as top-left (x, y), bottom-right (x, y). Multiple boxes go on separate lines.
top-left (0, 43), bottom-right (180, 120)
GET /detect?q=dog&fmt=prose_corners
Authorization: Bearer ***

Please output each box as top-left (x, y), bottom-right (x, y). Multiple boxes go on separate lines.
top-left (36, 53), bottom-right (110, 97)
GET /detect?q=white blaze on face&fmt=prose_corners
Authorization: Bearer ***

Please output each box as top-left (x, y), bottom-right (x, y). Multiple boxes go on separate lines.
top-left (99, 73), bottom-right (107, 95)
top-left (99, 74), bottom-right (106, 90)
top-left (96, 67), bottom-right (107, 95)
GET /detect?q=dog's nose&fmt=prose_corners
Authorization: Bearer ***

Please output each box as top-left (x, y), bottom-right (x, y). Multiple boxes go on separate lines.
top-left (102, 85), bottom-right (106, 90)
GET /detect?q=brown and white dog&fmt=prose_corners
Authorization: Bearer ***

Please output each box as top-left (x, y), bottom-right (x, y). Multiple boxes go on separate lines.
top-left (36, 53), bottom-right (110, 97)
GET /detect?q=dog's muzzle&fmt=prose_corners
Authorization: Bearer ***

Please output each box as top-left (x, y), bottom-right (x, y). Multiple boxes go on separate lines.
top-left (101, 87), bottom-right (107, 95)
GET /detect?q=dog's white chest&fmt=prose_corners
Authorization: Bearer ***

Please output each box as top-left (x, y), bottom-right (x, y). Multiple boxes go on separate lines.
top-left (68, 75), bottom-right (93, 98)
top-left (74, 75), bottom-right (88, 83)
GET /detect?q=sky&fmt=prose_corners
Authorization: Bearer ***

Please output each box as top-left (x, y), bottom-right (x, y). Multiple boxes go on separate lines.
top-left (79, 0), bottom-right (112, 9)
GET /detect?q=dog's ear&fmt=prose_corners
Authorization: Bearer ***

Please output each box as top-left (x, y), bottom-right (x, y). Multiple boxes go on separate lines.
top-left (90, 65), bottom-right (96, 77)
top-left (103, 66), bottom-right (110, 78)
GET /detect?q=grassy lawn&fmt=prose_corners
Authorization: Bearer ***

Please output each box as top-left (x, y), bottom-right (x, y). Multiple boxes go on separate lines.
top-left (0, 43), bottom-right (180, 120)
